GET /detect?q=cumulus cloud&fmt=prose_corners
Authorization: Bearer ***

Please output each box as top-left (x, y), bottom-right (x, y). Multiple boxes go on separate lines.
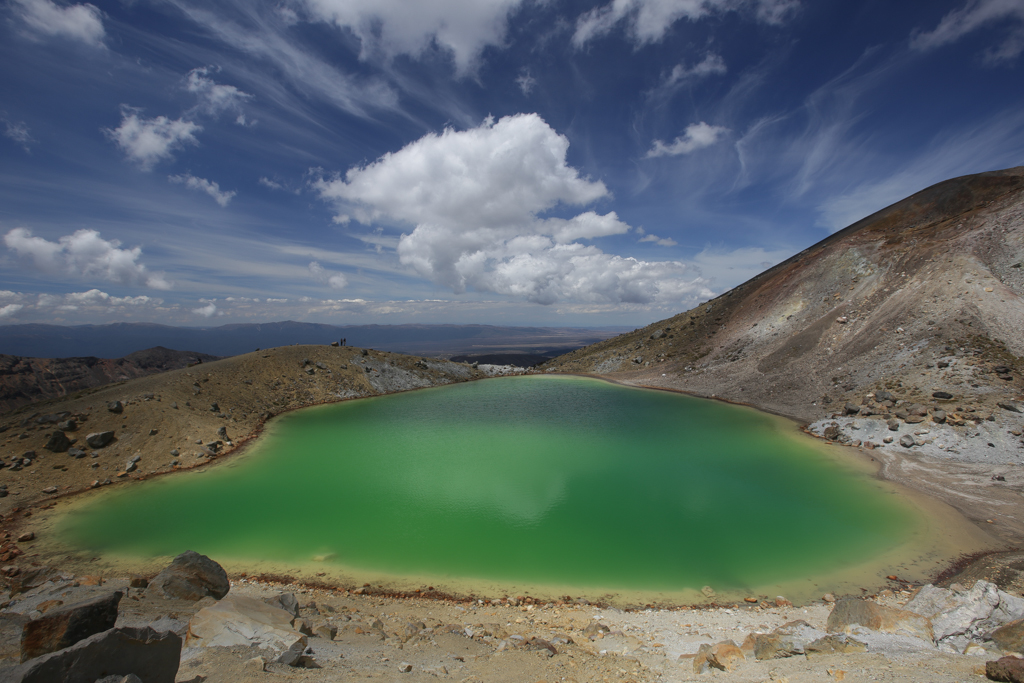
top-left (3, 228), bottom-right (172, 290)
top-left (185, 66), bottom-right (253, 117)
top-left (646, 121), bottom-right (729, 157)
top-left (169, 174), bottom-right (236, 207)
top-left (308, 261), bottom-right (348, 289)
top-left (315, 113), bottom-right (707, 305)
top-left (11, 0), bottom-right (105, 47)
top-left (295, 0), bottom-right (525, 74)
top-left (0, 304), bottom-right (24, 319)
top-left (911, 0), bottom-right (1024, 63)
top-left (104, 108), bottom-right (201, 170)
top-left (193, 302), bottom-right (217, 317)
top-left (573, 0), bottom-right (798, 47)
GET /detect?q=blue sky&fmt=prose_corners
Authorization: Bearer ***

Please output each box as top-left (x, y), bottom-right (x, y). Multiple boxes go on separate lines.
top-left (1, 0), bottom-right (1023, 327)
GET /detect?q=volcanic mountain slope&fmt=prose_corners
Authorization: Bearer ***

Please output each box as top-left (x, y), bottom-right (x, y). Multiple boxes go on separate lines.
top-left (541, 167), bottom-right (1024, 424)
top-left (0, 347), bottom-right (220, 414)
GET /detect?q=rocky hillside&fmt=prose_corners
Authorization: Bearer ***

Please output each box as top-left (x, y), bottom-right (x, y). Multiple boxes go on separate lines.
top-left (541, 167), bottom-right (1024, 424)
top-left (0, 347), bottom-right (220, 414)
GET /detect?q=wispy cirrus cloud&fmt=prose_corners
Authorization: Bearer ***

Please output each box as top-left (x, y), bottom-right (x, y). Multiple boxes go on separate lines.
top-left (573, 0), bottom-right (799, 48)
top-left (911, 0), bottom-right (1024, 64)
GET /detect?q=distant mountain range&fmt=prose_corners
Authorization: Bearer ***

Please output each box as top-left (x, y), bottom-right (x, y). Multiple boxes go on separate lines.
top-left (0, 322), bottom-right (627, 360)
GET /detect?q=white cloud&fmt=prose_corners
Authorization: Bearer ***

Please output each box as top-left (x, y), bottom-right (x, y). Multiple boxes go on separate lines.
top-left (192, 302), bottom-right (218, 317)
top-left (0, 304), bottom-right (24, 319)
top-left (573, 0), bottom-right (798, 48)
top-left (639, 233), bottom-right (678, 246)
top-left (646, 121), bottom-right (729, 157)
top-left (3, 228), bottom-right (172, 290)
top-left (516, 71), bottom-right (537, 96)
top-left (169, 174), bottom-right (236, 207)
top-left (911, 0), bottom-right (1024, 63)
top-left (104, 108), bottom-right (201, 170)
top-left (658, 52), bottom-right (726, 92)
top-left (11, 0), bottom-right (105, 47)
top-left (297, 0), bottom-right (526, 74)
top-left (3, 120), bottom-right (33, 151)
top-left (315, 113), bottom-right (708, 305)
top-left (259, 177), bottom-right (285, 191)
top-left (308, 261), bottom-right (348, 289)
top-left (185, 66), bottom-right (254, 117)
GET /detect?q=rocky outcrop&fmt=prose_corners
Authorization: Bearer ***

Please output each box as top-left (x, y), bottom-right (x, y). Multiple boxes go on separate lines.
top-left (5, 626), bottom-right (181, 683)
top-left (826, 599), bottom-right (934, 641)
top-left (19, 590), bottom-right (123, 661)
top-left (145, 551), bottom-right (229, 601)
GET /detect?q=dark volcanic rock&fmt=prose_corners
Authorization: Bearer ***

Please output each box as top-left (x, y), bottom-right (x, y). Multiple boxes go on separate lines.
top-left (932, 391), bottom-right (954, 400)
top-left (20, 591), bottom-right (123, 662)
top-left (107, 401), bottom-right (123, 414)
top-left (43, 431), bottom-right (71, 453)
top-left (146, 550), bottom-right (229, 601)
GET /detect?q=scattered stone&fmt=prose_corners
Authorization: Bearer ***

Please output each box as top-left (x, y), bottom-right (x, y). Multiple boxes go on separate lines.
top-left (314, 623), bottom-right (337, 640)
top-left (6, 626), bottom-right (180, 683)
top-left (20, 591), bottom-right (124, 662)
top-left (292, 617), bottom-right (314, 636)
top-left (264, 592), bottom-right (299, 618)
top-left (244, 656), bottom-right (266, 672)
top-left (933, 391), bottom-right (954, 400)
top-left (933, 409), bottom-right (947, 423)
top-left (56, 419), bottom-right (77, 432)
top-left (129, 575), bottom-right (149, 589)
top-left (987, 656), bottom-right (1024, 682)
top-left (990, 619), bottom-right (1024, 652)
top-left (399, 662), bottom-right (413, 673)
top-left (887, 418), bottom-right (899, 431)
top-left (146, 550), bottom-right (229, 601)
top-left (804, 634), bottom-right (867, 657)
top-left (999, 402), bottom-right (1023, 414)
top-left (899, 434), bottom-right (916, 448)
top-left (107, 401), bottom-right (123, 414)
top-left (85, 432), bottom-right (115, 449)
top-left (17, 532), bottom-right (34, 542)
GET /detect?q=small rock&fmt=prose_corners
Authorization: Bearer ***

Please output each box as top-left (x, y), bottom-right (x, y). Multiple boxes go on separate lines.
top-left (399, 662), bottom-right (413, 673)
top-left (107, 401), bottom-right (123, 414)
top-left (899, 434), bottom-right (916, 448)
top-left (17, 532), bottom-right (34, 542)
top-left (932, 391), bottom-right (953, 400)
top-left (998, 401), bottom-right (1023, 414)
top-left (244, 656), bottom-right (266, 672)
top-left (85, 431), bottom-right (115, 449)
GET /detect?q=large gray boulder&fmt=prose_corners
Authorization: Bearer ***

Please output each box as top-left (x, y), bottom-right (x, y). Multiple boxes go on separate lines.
top-left (186, 594), bottom-right (306, 665)
top-left (20, 591), bottom-right (123, 662)
top-left (4, 626), bottom-right (180, 683)
top-left (145, 551), bottom-right (229, 601)
top-left (904, 580), bottom-right (1024, 643)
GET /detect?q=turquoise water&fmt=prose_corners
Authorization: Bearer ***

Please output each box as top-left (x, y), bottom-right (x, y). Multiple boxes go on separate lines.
top-left (56, 375), bottom-right (913, 594)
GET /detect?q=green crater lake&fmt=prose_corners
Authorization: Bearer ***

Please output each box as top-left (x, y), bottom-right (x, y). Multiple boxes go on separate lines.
top-left (56, 375), bottom-right (921, 600)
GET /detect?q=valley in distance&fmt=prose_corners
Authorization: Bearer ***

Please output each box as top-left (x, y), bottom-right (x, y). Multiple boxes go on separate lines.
top-left (1, 167), bottom-right (1023, 682)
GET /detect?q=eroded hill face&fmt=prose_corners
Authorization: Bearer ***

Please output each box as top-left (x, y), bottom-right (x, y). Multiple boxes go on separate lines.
top-left (0, 347), bottom-right (221, 414)
top-left (541, 168), bottom-right (1024, 424)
